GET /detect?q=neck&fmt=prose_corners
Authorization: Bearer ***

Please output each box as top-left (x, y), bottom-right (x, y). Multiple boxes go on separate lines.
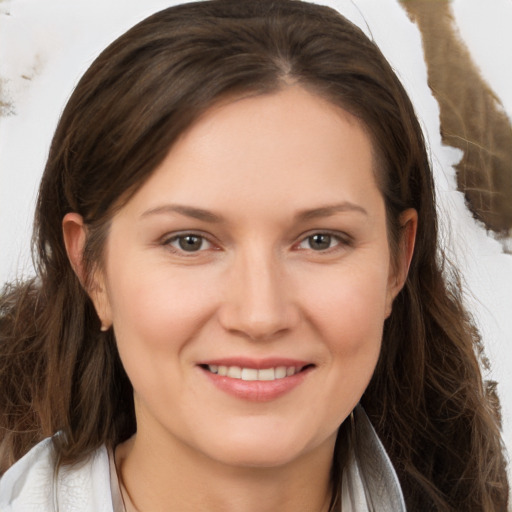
top-left (116, 428), bottom-right (336, 512)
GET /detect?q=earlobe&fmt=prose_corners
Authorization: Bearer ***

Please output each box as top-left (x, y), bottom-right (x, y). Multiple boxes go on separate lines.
top-left (385, 208), bottom-right (418, 317)
top-left (62, 213), bottom-right (113, 330)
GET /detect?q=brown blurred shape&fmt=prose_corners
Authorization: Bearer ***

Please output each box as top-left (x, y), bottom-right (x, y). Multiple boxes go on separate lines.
top-left (0, 79), bottom-right (13, 117)
top-left (401, 0), bottom-right (512, 237)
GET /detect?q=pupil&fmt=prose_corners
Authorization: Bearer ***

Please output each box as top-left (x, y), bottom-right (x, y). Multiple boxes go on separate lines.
top-left (179, 235), bottom-right (202, 251)
top-left (310, 234), bottom-right (331, 250)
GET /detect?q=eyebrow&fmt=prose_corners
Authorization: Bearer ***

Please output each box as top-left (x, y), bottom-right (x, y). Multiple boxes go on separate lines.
top-left (140, 204), bottom-right (225, 223)
top-left (140, 201), bottom-right (368, 223)
top-left (294, 202), bottom-right (368, 221)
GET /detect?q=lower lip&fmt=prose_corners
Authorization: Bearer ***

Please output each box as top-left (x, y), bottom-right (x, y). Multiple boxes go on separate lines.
top-left (199, 366), bottom-right (312, 402)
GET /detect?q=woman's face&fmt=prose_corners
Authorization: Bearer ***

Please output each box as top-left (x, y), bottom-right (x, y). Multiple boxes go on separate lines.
top-left (92, 86), bottom-right (411, 468)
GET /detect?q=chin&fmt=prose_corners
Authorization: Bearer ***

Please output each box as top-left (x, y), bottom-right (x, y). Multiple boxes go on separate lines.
top-left (195, 423), bottom-right (332, 470)
top-left (211, 443), bottom-right (304, 469)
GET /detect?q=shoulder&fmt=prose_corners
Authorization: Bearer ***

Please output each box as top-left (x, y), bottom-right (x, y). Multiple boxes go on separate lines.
top-left (0, 437), bottom-right (114, 512)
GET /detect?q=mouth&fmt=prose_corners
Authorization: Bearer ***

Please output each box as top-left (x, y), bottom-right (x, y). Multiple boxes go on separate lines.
top-left (197, 359), bottom-right (315, 401)
top-left (199, 363), bottom-right (313, 381)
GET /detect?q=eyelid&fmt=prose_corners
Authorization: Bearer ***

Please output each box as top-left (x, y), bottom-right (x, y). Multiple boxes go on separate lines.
top-left (160, 231), bottom-right (219, 254)
top-left (158, 229), bottom-right (352, 254)
top-left (293, 230), bottom-right (353, 251)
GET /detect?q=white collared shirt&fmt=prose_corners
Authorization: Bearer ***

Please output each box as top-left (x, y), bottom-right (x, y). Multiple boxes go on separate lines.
top-left (0, 407), bottom-right (405, 512)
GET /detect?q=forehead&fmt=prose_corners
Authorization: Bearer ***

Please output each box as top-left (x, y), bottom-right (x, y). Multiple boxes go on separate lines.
top-left (117, 86), bottom-right (382, 222)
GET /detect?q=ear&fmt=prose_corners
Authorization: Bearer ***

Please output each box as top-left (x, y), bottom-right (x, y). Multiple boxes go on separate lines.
top-left (385, 208), bottom-right (418, 317)
top-left (62, 213), bottom-right (113, 330)
top-left (62, 213), bottom-right (87, 284)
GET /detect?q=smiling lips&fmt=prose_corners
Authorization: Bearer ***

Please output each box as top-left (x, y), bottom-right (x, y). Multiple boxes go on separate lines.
top-left (199, 359), bottom-right (313, 401)
top-left (206, 364), bottom-right (301, 381)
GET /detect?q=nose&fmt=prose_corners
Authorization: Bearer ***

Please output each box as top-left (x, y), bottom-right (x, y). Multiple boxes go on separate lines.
top-left (218, 247), bottom-right (300, 341)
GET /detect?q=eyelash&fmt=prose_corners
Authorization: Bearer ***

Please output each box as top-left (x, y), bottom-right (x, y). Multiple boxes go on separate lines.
top-left (294, 231), bottom-right (351, 253)
top-left (160, 230), bottom-right (352, 255)
top-left (162, 232), bottom-right (216, 255)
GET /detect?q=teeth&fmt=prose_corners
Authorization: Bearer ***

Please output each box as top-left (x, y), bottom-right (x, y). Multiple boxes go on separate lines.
top-left (275, 366), bottom-right (287, 379)
top-left (241, 368), bottom-right (258, 381)
top-left (207, 364), bottom-right (299, 381)
top-left (258, 368), bottom-right (275, 381)
top-left (227, 366), bottom-right (241, 378)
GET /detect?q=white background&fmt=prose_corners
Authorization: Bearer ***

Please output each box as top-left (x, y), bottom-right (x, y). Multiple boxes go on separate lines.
top-left (1, 0), bottom-right (511, 480)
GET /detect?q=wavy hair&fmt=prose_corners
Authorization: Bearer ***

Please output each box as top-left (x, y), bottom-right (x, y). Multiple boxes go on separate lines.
top-left (0, 1), bottom-right (508, 509)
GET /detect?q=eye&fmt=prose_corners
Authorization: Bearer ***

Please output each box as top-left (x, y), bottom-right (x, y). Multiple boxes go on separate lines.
top-left (165, 234), bottom-right (213, 253)
top-left (296, 232), bottom-right (345, 251)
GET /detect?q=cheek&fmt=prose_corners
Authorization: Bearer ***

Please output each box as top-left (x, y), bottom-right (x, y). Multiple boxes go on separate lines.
top-left (105, 264), bottom-right (223, 413)
top-left (105, 260), bottom-right (221, 361)
top-left (298, 261), bottom-right (388, 400)
top-left (300, 260), bottom-right (390, 352)
top-left (296, 258), bottom-right (390, 415)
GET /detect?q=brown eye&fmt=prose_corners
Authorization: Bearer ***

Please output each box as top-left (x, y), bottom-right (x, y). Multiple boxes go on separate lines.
top-left (296, 232), bottom-right (347, 252)
top-left (178, 235), bottom-right (203, 251)
top-left (307, 234), bottom-right (333, 251)
top-left (166, 234), bottom-right (212, 253)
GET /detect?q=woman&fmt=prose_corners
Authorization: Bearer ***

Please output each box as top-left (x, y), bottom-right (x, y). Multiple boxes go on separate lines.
top-left (0, 0), bottom-right (508, 510)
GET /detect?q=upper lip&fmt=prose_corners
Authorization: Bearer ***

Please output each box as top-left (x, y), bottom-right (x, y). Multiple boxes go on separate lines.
top-left (197, 357), bottom-right (313, 370)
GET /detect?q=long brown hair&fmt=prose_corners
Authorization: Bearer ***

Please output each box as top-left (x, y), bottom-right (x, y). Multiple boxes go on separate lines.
top-left (0, 1), bottom-right (508, 509)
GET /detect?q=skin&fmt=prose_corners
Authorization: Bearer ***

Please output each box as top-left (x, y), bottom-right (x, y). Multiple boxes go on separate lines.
top-left (63, 86), bottom-right (416, 512)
